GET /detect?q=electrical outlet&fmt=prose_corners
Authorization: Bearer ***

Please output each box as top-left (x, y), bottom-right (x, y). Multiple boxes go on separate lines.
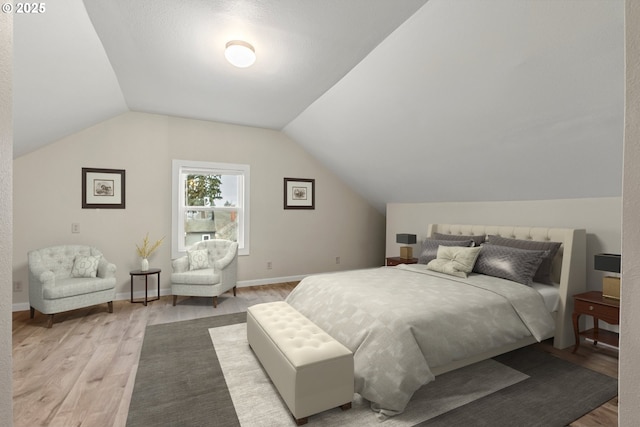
top-left (13, 281), bottom-right (22, 292)
top-left (267, 261), bottom-right (272, 270)
top-left (336, 256), bottom-right (341, 264)
top-left (71, 223), bottom-right (80, 233)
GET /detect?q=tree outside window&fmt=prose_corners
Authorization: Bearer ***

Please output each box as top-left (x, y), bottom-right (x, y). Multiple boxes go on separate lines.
top-left (186, 175), bottom-right (222, 206)
top-left (173, 160), bottom-right (250, 258)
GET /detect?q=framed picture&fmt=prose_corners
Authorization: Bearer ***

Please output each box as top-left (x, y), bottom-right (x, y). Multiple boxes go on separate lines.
top-left (284, 178), bottom-right (315, 210)
top-left (82, 168), bottom-right (126, 209)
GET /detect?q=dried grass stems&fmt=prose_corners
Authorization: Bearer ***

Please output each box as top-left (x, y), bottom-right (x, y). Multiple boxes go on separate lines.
top-left (136, 233), bottom-right (165, 259)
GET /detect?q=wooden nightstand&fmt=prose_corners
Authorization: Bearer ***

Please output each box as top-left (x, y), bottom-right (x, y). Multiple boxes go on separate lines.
top-left (572, 291), bottom-right (619, 353)
top-left (386, 257), bottom-right (418, 266)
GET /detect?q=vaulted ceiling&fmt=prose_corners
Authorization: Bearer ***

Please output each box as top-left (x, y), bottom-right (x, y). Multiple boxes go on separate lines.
top-left (13, 0), bottom-right (624, 211)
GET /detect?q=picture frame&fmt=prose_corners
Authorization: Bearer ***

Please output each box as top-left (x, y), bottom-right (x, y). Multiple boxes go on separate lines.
top-left (284, 178), bottom-right (315, 210)
top-left (82, 168), bottom-right (126, 209)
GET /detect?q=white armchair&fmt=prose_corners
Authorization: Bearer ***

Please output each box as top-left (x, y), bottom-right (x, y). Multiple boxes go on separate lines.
top-left (171, 239), bottom-right (238, 308)
top-left (28, 245), bottom-right (117, 328)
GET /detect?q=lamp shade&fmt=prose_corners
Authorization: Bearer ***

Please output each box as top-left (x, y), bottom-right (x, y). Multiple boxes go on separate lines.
top-left (396, 234), bottom-right (417, 245)
top-left (594, 253), bottom-right (621, 273)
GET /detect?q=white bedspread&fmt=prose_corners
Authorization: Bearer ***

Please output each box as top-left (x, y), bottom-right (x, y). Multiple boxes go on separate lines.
top-left (285, 264), bottom-right (555, 416)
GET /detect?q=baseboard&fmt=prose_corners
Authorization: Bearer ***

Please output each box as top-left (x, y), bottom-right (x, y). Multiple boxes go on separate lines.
top-left (115, 288), bottom-right (172, 302)
top-left (12, 302), bottom-right (30, 312)
top-left (236, 274), bottom-right (307, 288)
top-left (13, 275), bottom-right (307, 312)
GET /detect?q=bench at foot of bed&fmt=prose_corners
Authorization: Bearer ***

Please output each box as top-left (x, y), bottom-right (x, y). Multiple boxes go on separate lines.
top-left (247, 301), bottom-right (354, 425)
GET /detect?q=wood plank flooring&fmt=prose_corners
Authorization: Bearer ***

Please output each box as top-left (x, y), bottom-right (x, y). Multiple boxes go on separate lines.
top-left (12, 282), bottom-right (618, 427)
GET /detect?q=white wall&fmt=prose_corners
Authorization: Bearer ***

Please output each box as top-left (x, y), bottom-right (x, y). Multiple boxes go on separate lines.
top-left (0, 6), bottom-right (13, 425)
top-left (285, 0), bottom-right (624, 213)
top-left (387, 197), bottom-right (621, 291)
top-left (620, 1), bottom-right (640, 424)
top-left (12, 112), bottom-right (385, 307)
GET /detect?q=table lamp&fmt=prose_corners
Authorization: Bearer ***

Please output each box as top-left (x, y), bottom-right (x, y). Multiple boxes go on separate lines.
top-left (396, 234), bottom-right (417, 259)
top-left (594, 253), bottom-right (621, 300)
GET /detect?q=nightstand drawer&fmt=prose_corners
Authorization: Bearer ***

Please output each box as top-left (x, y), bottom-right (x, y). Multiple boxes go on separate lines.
top-left (574, 299), bottom-right (619, 324)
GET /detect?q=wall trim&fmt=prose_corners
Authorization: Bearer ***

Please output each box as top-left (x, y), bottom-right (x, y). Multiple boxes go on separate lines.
top-left (12, 274), bottom-right (307, 312)
top-left (13, 302), bottom-right (29, 312)
top-left (236, 274), bottom-right (306, 288)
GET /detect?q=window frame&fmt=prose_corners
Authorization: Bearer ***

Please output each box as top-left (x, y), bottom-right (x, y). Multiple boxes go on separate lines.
top-left (172, 159), bottom-right (250, 259)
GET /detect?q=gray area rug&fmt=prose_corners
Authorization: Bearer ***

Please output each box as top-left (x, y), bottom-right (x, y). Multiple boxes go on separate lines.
top-left (126, 313), bottom-right (246, 427)
top-left (127, 314), bottom-right (618, 427)
top-left (210, 323), bottom-right (528, 426)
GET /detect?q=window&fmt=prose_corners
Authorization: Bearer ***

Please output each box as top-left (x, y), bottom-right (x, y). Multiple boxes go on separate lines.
top-left (172, 159), bottom-right (250, 258)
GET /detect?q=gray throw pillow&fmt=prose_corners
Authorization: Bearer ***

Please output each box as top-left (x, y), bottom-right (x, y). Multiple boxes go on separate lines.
top-left (473, 244), bottom-right (548, 286)
top-left (432, 232), bottom-right (486, 247)
top-left (485, 235), bottom-right (561, 285)
top-left (418, 238), bottom-right (473, 265)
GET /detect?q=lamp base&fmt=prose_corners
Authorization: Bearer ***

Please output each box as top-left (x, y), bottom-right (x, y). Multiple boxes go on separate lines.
top-left (400, 246), bottom-right (413, 260)
top-left (603, 276), bottom-right (620, 300)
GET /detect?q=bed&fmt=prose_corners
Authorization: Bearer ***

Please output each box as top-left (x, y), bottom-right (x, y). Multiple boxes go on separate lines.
top-left (285, 223), bottom-right (586, 417)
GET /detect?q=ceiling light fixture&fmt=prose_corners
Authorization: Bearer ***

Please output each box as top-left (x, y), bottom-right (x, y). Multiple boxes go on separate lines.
top-left (225, 40), bottom-right (256, 68)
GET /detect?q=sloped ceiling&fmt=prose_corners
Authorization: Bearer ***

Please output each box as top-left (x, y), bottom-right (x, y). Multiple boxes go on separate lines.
top-left (285, 0), bottom-right (625, 211)
top-left (13, 0), bottom-right (128, 156)
top-left (13, 0), bottom-right (624, 212)
top-left (13, 0), bottom-right (427, 154)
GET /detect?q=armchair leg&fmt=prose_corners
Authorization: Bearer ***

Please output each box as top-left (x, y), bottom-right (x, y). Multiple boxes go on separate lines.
top-left (30, 306), bottom-right (35, 319)
top-left (213, 296), bottom-right (218, 308)
top-left (46, 314), bottom-right (54, 329)
top-left (107, 301), bottom-right (113, 313)
top-left (233, 286), bottom-right (237, 297)
top-left (172, 295), bottom-right (177, 306)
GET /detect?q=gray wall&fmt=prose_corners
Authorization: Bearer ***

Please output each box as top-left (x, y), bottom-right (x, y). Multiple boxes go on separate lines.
top-left (1, 6), bottom-right (13, 425)
top-left (620, 1), bottom-right (640, 424)
top-left (386, 197), bottom-right (622, 292)
top-left (12, 112), bottom-right (386, 307)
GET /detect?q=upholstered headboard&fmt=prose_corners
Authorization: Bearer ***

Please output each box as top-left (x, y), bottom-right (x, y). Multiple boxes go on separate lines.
top-left (427, 224), bottom-right (586, 350)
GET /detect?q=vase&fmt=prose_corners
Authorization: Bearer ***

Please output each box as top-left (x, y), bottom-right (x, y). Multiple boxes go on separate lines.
top-left (141, 258), bottom-right (149, 271)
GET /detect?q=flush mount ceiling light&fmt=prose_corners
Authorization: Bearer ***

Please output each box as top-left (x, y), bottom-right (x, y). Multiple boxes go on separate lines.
top-left (225, 40), bottom-right (256, 68)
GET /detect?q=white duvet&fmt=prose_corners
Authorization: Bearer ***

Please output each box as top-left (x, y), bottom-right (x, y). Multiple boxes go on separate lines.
top-left (285, 264), bottom-right (555, 416)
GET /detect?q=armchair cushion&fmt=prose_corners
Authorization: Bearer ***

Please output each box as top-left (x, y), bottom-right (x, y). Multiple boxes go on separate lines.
top-left (71, 255), bottom-right (101, 278)
top-left (44, 277), bottom-right (116, 299)
top-left (188, 249), bottom-right (210, 271)
top-left (171, 268), bottom-right (221, 285)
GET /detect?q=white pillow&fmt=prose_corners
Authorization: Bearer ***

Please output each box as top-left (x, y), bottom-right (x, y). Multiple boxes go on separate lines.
top-left (71, 255), bottom-right (101, 278)
top-left (426, 246), bottom-right (482, 278)
top-left (188, 249), bottom-right (210, 270)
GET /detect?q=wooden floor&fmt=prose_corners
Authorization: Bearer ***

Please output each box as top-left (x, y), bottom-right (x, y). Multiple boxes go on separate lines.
top-left (12, 282), bottom-right (618, 427)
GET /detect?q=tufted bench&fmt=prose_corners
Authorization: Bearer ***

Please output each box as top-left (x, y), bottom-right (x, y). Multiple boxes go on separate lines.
top-left (247, 301), bottom-right (354, 425)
